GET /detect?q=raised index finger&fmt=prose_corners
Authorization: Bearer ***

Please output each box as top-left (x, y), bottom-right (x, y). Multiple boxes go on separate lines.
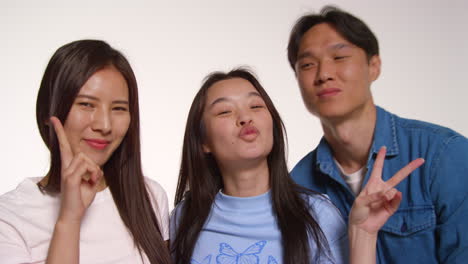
top-left (386, 158), bottom-right (425, 188)
top-left (50, 116), bottom-right (73, 168)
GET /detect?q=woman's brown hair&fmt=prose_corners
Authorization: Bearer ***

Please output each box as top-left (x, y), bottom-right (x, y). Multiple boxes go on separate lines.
top-left (36, 39), bottom-right (171, 264)
top-left (172, 68), bottom-right (331, 264)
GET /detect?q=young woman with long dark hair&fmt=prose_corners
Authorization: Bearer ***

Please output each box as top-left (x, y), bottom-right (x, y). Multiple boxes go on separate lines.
top-left (170, 68), bottom-right (424, 264)
top-left (0, 39), bottom-right (172, 264)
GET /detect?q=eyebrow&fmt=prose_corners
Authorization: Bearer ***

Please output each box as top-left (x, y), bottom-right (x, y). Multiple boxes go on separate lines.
top-left (208, 91), bottom-right (262, 109)
top-left (297, 43), bottom-right (352, 61)
top-left (331, 43), bottom-right (351, 50)
top-left (76, 94), bottom-right (129, 105)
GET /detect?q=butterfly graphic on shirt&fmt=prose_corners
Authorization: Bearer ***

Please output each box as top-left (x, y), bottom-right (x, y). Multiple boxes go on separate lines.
top-left (191, 255), bottom-right (212, 264)
top-left (216, 240), bottom-right (267, 264)
top-left (267, 256), bottom-right (278, 264)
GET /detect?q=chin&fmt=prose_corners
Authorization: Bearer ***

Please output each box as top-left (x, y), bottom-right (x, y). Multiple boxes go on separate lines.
top-left (240, 148), bottom-right (270, 161)
top-left (87, 154), bottom-right (110, 167)
top-left (311, 104), bottom-right (350, 120)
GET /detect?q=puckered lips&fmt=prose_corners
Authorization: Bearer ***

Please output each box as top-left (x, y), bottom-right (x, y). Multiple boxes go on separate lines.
top-left (239, 125), bottom-right (259, 142)
top-left (84, 138), bottom-right (111, 150)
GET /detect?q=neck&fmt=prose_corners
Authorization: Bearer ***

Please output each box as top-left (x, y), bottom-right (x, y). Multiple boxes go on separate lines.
top-left (219, 158), bottom-right (270, 197)
top-left (321, 104), bottom-right (377, 174)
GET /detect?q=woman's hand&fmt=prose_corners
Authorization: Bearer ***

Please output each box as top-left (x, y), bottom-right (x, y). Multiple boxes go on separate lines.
top-left (46, 116), bottom-right (104, 264)
top-left (50, 116), bottom-right (103, 223)
top-left (349, 146), bottom-right (425, 234)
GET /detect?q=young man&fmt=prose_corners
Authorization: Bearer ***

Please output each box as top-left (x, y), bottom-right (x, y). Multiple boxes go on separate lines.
top-left (288, 6), bottom-right (468, 264)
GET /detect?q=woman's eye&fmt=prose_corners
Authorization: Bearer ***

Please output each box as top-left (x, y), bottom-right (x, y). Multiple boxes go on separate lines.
top-left (113, 106), bottom-right (128, 111)
top-left (78, 102), bottom-right (93, 108)
top-left (217, 110), bottom-right (231, 115)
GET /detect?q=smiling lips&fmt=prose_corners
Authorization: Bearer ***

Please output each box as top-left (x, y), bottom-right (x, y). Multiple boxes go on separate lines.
top-left (85, 139), bottom-right (110, 150)
top-left (239, 125), bottom-right (259, 141)
top-left (316, 88), bottom-right (341, 98)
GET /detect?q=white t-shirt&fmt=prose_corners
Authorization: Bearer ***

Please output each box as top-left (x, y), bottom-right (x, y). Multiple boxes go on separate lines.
top-left (0, 177), bottom-right (169, 264)
top-left (334, 159), bottom-right (366, 196)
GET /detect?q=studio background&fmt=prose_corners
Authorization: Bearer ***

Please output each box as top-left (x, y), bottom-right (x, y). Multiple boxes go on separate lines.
top-left (2, 0), bottom-right (467, 209)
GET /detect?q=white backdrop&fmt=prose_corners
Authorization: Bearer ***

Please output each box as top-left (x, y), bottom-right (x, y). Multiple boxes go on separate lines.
top-left (2, 0), bottom-right (467, 209)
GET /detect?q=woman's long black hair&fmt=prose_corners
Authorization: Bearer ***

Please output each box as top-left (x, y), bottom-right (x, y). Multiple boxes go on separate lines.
top-left (172, 68), bottom-right (331, 264)
top-left (36, 39), bottom-right (171, 264)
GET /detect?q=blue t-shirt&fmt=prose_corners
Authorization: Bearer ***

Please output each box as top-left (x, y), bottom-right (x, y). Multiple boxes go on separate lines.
top-left (291, 106), bottom-right (468, 264)
top-left (170, 190), bottom-right (348, 264)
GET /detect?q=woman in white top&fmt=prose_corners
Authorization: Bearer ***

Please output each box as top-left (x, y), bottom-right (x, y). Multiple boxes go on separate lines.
top-left (0, 40), bottom-right (172, 264)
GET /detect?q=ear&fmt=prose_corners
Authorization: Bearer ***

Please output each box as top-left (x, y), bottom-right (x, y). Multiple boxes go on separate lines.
top-left (369, 55), bottom-right (381, 82)
top-left (202, 143), bottom-right (211, 154)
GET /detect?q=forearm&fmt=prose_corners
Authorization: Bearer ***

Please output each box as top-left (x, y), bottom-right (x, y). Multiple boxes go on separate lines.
top-left (46, 220), bottom-right (81, 264)
top-left (348, 225), bottom-right (377, 264)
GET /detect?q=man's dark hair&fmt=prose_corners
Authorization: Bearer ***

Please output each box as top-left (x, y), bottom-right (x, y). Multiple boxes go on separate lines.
top-left (287, 5), bottom-right (379, 70)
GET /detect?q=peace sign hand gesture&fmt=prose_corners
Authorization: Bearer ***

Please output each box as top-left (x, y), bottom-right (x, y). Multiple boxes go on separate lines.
top-left (50, 116), bottom-right (103, 223)
top-left (349, 146), bottom-right (425, 234)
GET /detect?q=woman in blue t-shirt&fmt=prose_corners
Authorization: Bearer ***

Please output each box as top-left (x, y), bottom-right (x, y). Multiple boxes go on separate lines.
top-left (170, 68), bottom-right (423, 264)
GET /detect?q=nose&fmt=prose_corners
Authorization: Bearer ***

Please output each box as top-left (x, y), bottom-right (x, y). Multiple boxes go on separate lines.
top-left (91, 108), bottom-right (111, 134)
top-left (237, 109), bottom-right (253, 127)
top-left (314, 60), bottom-right (335, 85)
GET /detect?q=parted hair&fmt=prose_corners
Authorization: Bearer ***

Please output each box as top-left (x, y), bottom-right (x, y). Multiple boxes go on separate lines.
top-left (36, 39), bottom-right (171, 264)
top-left (172, 68), bottom-right (331, 264)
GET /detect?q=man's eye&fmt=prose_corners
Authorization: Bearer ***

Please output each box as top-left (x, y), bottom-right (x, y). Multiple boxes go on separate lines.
top-left (300, 63), bottom-right (315, 69)
top-left (334, 56), bottom-right (348, 60)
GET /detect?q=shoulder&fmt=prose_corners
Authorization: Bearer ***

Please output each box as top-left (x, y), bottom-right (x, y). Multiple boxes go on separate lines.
top-left (170, 197), bottom-right (192, 231)
top-left (169, 198), bottom-right (187, 242)
top-left (0, 178), bottom-right (52, 253)
top-left (144, 176), bottom-right (166, 192)
top-left (391, 110), bottom-right (465, 143)
top-left (291, 150), bottom-right (317, 178)
top-left (143, 176), bottom-right (169, 215)
top-left (291, 147), bottom-right (324, 191)
top-left (391, 111), bottom-right (468, 163)
top-left (0, 178), bottom-right (43, 214)
top-left (377, 107), bottom-right (468, 162)
top-left (143, 177), bottom-right (168, 202)
top-left (0, 189), bottom-right (21, 222)
top-left (304, 194), bottom-right (342, 219)
top-left (302, 193), bottom-right (347, 238)
top-left (143, 177), bottom-right (170, 240)
top-left (171, 199), bottom-right (186, 223)
top-left (293, 150), bottom-right (316, 170)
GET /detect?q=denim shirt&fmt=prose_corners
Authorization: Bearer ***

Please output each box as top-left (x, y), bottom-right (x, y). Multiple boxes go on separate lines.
top-left (291, 106), bottom-right (468, 264)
